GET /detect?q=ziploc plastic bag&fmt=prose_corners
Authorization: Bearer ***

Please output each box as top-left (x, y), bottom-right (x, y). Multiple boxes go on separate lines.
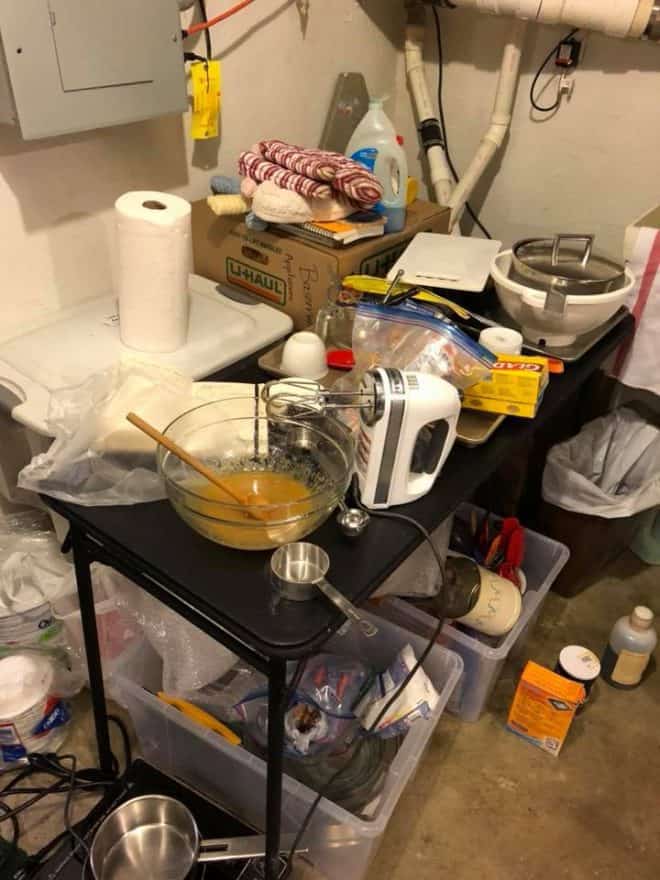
top-left (351, 300), bottom-right (495, 391)
top-left (236, 653), bottom-right (372, 757)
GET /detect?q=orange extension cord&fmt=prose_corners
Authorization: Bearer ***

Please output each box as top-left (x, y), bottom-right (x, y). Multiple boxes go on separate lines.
top-left (185, 0), bottom-right (256, 35)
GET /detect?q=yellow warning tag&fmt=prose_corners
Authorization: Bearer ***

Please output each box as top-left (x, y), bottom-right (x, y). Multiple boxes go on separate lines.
top-left (190, 61), bottom-right (221, 140)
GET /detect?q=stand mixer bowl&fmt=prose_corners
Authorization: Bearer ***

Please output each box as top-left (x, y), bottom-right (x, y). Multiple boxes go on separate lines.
top-left (158, 398), bottom-right (354, 550)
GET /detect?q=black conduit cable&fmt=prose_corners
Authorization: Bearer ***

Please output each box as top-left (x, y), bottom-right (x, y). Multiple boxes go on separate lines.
top-left (283, 488), bottom-right (449, 876)
top-left (431, 5), bottom-right (493, 239)
top-left (198, 0), bottom-right (213, 59)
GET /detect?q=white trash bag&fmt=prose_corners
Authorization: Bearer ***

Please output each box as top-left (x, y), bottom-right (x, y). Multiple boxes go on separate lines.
top-left (542, 407), bottom-right (660, 519)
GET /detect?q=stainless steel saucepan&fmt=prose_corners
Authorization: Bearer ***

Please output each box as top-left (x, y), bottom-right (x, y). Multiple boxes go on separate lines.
top-left (90, 795), bottom-right (305, 880)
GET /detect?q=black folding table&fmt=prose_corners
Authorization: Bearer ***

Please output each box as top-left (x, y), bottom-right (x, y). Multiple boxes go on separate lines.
top-left (44, 314), bottom-right (632, 880)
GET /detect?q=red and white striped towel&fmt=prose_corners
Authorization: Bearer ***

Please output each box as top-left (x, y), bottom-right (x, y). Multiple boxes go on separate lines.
top-left (238, 151), bottom-right (332, 200)
top-left (332, 164), bottom-right (382, 209)
top-left (240, 141), bottom-right (383, 209)
top-left (259, 140), bottom-right (338, 182)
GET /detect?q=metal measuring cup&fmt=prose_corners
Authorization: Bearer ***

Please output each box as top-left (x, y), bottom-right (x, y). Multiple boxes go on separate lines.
top-left (270, 542), bottom-right (378, 638)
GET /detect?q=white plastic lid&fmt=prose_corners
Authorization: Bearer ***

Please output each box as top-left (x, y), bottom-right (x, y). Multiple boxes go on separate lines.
top-left (559, 645), bottom-right (601, 681)
top-left (0, 652), bottom-right (53, 718)
top-left (632, 606), bottom-right (654, 629)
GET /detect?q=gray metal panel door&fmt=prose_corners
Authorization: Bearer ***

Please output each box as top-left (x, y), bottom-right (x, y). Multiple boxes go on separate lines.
top-left (0, 0), bottom-right (187, 138)
top-left (48, 0), bottom-right (158, 89)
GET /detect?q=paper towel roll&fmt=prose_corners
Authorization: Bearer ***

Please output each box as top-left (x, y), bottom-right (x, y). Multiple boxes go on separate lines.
top-left (116, 191), bottom-right (191, 353)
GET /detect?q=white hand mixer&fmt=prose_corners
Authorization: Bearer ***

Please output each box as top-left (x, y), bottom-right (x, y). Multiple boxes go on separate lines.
top-left (265, 366), bottom-right (460, 510)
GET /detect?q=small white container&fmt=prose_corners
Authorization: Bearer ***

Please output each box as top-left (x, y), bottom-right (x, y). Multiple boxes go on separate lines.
top-left (0, 651), bottom-right (70, 763)
top-left (478, 326), bottom-right (523, 356)
top-left (455, 566), bottom-right (522, 637)
top-left (280, 331), bottom-right (327, 380)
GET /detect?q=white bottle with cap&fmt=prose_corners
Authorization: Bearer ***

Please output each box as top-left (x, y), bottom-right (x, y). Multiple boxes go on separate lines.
top-left (345, 98), bottom-right (408, 233)
top-left (601, 606), bottom-right (657, 689)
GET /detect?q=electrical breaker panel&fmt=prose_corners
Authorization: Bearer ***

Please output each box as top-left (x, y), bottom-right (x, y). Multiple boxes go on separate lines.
top-left (0, 0), bottom-right (187, 139)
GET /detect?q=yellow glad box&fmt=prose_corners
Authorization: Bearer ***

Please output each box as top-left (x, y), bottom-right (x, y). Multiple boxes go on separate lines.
top-left (461, 394), bottom-right (540, 419)
top-left (462, 355), bottom-right (549, 419)
top-left (507, 661), bottom-right (585, 756)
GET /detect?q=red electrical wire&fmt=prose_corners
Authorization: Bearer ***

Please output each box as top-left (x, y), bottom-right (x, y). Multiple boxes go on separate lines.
top-left (185, 0), bottom-right (256, 35)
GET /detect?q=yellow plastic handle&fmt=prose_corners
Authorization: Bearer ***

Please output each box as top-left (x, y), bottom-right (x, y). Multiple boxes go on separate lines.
top-left (341, 275), bottom-right (471, 319)
top-left (157, 692), bottom-right (241, 746)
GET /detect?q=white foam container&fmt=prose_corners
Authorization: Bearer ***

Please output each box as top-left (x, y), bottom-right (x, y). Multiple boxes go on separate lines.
top-left (375, 505), bottom-right (569, 722)
top-left (111, 613), bottom-right (462, 880)
top-left (0, 651), bottom-right (70, 763)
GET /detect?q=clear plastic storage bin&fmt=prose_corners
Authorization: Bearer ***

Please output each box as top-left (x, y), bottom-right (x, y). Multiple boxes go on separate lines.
top-left (376, 505), bottom-right (569, 722)
top-left (111, 613), bottom-right (462, 880)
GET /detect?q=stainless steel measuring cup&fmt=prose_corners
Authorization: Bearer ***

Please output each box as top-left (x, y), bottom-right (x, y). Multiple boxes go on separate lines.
top-left (89, 795), bottom-right (305, 880)
top-left (270, 542), bottom-right (378, 638)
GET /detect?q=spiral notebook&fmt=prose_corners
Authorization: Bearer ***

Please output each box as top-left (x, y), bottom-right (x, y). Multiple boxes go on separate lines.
top-left (278, 213), bottom-right (386, 248)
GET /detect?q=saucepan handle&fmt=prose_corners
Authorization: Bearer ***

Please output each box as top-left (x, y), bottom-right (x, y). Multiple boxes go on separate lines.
top-left (198, 833), bottom-right (306, 863)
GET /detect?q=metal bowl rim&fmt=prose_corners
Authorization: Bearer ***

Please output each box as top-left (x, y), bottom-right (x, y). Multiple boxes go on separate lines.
top-left (89, 794), bottom-right (200, 880)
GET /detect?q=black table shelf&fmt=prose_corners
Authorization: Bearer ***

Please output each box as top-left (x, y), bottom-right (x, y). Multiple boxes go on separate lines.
top-left (45, 312), bottom-right (633, 880)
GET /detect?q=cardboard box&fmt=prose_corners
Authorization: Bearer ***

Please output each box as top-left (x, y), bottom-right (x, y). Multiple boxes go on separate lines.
top-left (507, 661), bottom-right (584, 756)
top-left (462, 355), bottom-right (549, 419)
top-left (192, 200), bottom-right (450, 329)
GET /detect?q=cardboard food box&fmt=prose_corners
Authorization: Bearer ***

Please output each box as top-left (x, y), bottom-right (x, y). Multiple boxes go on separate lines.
top-left (192, 200), bottom-right (450, 329)
top-left (462, 355), bottom-right (549, 419)
top-left (507, 661), bottom-right (584, 756)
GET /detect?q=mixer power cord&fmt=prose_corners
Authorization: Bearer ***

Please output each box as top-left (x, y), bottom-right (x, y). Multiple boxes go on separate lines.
top-left (0, 714), bottom-right (131, 876)
top-left (284, 495), bottom-right (448, 875)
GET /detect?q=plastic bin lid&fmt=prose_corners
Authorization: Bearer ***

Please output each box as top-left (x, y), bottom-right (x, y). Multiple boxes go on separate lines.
top-left (0, 275), bottom-right (292, 436)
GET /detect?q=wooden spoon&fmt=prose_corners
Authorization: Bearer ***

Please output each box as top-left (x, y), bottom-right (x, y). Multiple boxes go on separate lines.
top-left (126, 412), bottom-right (270, 520)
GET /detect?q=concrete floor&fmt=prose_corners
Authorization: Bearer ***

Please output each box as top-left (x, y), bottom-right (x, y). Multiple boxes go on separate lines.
top-left (367, 550), bottom-right (660, 880)
top-left (4, 551), bottom-right (658, 879)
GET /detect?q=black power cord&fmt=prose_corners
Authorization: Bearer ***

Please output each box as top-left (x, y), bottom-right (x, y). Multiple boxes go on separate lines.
top-left (284, 496), bottom-right (448, 875)
top-left (0, 714), bottom-right (132, 873)
top-left (431, 5), bottom-right (492, 240)
top-left (198, 0), bottom-right (213, 59)
top-left (530, 28), bottom-right (579, 112)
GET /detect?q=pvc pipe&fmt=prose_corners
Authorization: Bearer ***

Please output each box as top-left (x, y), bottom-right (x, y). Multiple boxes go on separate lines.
top-left (450, 0), bottom-right (650, 39)
top-left (405, 12), bottom-right (453, 205)
top-left (448, 18), bottom-right (527, 230)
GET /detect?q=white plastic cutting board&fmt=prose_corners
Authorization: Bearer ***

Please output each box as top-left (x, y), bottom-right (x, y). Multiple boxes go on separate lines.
top-left (0, 274), bottom-right (292, 435)
top-left (386, 233), bottom-right (502, 292)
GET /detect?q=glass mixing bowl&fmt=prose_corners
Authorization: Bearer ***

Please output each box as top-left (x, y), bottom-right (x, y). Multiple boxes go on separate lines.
top-left (157, 398), bottom-right (354, 550)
